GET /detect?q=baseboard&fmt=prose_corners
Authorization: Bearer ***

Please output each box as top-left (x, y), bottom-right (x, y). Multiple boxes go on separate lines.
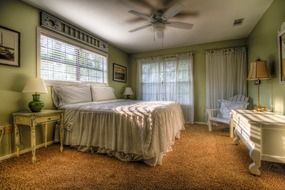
top-left (194, 121), bottom-right (207, 125)
top-left (0, 141), bottom-right (54, 162)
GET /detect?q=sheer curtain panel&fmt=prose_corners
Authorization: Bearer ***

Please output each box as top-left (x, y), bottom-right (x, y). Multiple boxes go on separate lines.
top-left (137, 53), bottom-right (194, 122)
top-left (206, 47), bottom-right (247, 109)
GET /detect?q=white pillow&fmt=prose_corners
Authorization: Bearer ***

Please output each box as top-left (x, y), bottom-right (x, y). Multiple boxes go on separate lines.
top-left (52, 85), bottom-right (92, 107)
top-left (91, 86), bottom-right (116, 101)
top-left (219, 100), bottom-right (248, 119)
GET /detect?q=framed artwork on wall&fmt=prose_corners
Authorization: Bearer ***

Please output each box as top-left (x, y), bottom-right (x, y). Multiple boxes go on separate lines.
top-left (0, 26), bottom-right (20, 67)
top-left (279, 22), bottom-right (285, 83)
top-left (113, 63), bottom-right (127, 83)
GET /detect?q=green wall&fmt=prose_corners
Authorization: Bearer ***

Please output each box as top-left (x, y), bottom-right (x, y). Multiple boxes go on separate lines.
top-left (247, 0), bottom-right (285, 113)
top-left (129, 39), bottom-right (247, 122)
top-left (0, 0), bottom-right (129, 123)
top-left (0, 0), bottom-right (129, 157)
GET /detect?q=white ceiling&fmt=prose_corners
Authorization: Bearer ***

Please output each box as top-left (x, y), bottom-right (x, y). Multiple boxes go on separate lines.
top-left (22, 0), bottom-right (273, 53)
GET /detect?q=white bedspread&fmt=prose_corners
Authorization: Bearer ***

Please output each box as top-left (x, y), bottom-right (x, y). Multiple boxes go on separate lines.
top-left (60, 99), bottom-right (185, 166)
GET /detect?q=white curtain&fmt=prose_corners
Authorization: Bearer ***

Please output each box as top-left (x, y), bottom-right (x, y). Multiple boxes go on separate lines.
top-left (137, 53), bottom-right (194, 122)
top-left (206, 47), bottom-right (247, 109)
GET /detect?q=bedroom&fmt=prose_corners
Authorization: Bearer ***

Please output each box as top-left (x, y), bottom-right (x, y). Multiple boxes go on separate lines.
top-left (0, 0), bottom-right (285, 189)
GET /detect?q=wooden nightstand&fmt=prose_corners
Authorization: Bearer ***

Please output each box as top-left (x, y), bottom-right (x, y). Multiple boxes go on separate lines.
top-left (12, 110), bottom-right (64, 163)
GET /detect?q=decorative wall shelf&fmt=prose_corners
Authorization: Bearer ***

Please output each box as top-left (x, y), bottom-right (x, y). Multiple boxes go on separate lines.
top-left (40, 11), bottom-right (108, 53)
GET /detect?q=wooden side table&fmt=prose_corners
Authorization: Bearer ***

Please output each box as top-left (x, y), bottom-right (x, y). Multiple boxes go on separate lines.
top-left (12, 110), bottom-right (64, 163)
top-left (0, 123), bottom-right (5, 144)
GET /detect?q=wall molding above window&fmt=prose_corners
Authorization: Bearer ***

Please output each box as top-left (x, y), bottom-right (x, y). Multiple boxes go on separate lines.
top-left (40, 11), bottom-right (108, 53)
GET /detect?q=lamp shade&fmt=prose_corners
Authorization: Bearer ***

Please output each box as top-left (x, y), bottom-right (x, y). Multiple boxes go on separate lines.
top-left (247, 60), bottom-right (270, 80)
top-left (22, 78), bottom-right (48, 94)
top-left (123, 87), bottom-right (134, 96)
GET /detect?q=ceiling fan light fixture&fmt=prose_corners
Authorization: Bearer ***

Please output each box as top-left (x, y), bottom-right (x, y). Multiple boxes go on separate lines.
top-left (153, 23), bottom-right (165, 39)
top-left (153, 23), bottom-right (165, 31)
top-left (155, 30), bottom-right (164, 39)
top-left (127, 1), bottom-right (194, 41)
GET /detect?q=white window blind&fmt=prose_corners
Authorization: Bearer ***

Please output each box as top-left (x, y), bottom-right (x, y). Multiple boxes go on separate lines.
top-left (40, 34), bottom-right (107, 83)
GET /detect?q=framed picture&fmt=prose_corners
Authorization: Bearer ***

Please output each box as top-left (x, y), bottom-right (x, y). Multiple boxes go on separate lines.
top-left (0, 26), bottom-right (20, 67)
top-left (113, 63), bottom-right (127, 83)
top-left (279, 22), bottom-right (285, 83)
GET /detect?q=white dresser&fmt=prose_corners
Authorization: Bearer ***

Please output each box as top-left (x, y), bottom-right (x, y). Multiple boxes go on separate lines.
top-left (231, 109), bottom-right (285, 176)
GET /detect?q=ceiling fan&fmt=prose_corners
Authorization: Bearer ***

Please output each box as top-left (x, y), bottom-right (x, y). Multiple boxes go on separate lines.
top-left (127, 0), bottom-right (197, 39)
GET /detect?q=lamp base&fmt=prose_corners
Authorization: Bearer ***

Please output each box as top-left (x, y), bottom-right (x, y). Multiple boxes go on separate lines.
top-left (254, 106), bottom-right (267, 112)
top-left (28, 94), bottom-right (44, 112)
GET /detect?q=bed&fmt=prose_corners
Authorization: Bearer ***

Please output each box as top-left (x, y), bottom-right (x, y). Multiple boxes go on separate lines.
top-left (52, 84), bottom-right (185, 166)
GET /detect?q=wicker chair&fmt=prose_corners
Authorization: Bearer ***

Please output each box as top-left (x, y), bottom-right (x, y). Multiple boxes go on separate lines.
top-left (207, 95), bottom-right (249, 133)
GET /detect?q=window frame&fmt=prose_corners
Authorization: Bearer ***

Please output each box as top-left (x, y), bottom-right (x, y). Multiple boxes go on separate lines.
top-left (37, 27), bottom-right (108, 86)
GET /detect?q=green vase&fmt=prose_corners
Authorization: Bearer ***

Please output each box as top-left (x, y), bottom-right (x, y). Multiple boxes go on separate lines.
top-left (28, 94), bottom-right (44, 112)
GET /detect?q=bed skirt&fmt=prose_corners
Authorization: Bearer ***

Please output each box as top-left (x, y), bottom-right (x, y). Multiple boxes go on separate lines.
top-left (58, 101), bottom-right (185, 166)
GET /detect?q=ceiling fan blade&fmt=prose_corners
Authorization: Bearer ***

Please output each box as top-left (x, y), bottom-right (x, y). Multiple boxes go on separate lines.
top-left (126, 17), bottom-right (147, 23)
top-left (166, 22), bottom-right (193, 29)
top-left (162, 3), bottom-right (183, 20)
top-left (128, 10), bottom-right (151, 20)
top-left (129, 24), bottom-right (152, 32)
top-left (174, 11), bottom-right (199, 18)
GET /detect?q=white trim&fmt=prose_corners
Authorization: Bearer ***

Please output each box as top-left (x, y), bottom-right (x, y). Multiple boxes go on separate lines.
top-left (194, 121), bottom-right (207, 125)
top-left (0, 141), bottom-right (54, 162)
top-left (44, 80), bottom-right (108, 87)
top-left (36, 27), bottom-right (109, 86)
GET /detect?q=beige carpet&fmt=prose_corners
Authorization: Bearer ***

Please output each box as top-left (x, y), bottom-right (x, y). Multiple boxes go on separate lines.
top-left (1, 125), bottom-right (285, 190)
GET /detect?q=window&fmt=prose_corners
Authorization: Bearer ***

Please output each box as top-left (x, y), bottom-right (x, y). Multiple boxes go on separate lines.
top-left (137, 53), bottom-right (194, 122)
top-left (39, 34), bottom-right (107, 83)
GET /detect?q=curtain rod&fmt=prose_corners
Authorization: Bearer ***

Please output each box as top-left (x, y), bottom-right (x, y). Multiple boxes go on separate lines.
top-left (205, 45), bottom-right (247, 52)
top-left (134, 51), bottom-right (194, 59)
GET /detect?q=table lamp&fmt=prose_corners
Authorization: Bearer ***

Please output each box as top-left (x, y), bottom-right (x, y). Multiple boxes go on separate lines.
top-left (247, 59), bottom-right (270, 111)
top-left (22, 78), bottom-right (48, 112)
top-left (123, 87), bottom-right (134, 99)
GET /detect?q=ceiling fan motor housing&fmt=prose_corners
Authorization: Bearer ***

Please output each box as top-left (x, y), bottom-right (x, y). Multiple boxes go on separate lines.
top-left (128, 1), bottom-right (194, 38)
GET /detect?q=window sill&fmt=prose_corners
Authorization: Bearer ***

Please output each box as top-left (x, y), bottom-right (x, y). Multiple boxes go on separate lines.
top-left (43, 80), bottom-right (108, 87)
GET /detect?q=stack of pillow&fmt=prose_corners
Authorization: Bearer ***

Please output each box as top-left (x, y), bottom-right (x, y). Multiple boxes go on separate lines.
top-left (52, 85), bottom-right (116, 108)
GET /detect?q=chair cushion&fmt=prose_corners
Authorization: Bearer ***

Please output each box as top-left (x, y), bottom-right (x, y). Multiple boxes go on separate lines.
top-left (219, 99), bottom-right (248, 119)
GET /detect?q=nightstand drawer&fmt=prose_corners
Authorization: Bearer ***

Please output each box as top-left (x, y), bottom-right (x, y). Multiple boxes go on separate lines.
top-left (14, 116), bottom-right (31, 125)
top-left (35, 115), bottom-right (61, 123)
